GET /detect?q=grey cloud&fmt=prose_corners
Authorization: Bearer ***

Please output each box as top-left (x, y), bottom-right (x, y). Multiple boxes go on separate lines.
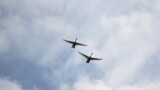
top-left (0, 77), bottom-right (23, 90)
top-left (0, 0), bottom-right (160, 90)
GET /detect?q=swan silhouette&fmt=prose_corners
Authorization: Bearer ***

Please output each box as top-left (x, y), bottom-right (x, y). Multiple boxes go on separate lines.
top-left (78, 52), bottom-right (102, 63)
top-left (63, 38), bottom-right (87, 48)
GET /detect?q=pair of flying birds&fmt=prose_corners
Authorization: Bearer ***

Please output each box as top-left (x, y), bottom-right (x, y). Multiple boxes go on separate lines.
top-left (63, 38), bottom-right (102, 63)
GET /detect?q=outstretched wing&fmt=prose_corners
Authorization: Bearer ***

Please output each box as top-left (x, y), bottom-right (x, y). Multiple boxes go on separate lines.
top-left (75, 42), bottom-right (87, 46)
top-left (63, 39), bottom-right (74, 44)
top-left (91, 57), bottom-right (102, 61)
top-left (78, 52), bottom-right (89, 59)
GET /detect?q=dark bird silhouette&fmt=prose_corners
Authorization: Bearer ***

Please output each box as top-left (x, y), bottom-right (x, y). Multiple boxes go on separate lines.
top-left (63, 38), bottom-right (87, 48)
top-left (78, 52), bottom-right (102, 63)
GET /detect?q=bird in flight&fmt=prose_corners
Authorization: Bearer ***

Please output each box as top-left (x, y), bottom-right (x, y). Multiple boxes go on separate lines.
top-left (78, 52), bottom-right (102, 63)
top-left (63, 38), bottom-right (87, 48)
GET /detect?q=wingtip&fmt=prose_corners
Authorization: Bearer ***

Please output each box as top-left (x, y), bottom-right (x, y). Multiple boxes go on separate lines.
top-left (78, 51), bottom-right (84, 55)
top-left (99, 58), bottom-right (103, 60)
top-left (63, 39), bottom-right (66, 41)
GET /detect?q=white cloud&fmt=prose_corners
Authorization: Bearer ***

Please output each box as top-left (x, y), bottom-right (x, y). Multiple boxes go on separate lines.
top-left (117, 81), bottom-right (160, 90)
top-left (59, 84), bottom-right (70, 90)
top-left (97, 9), bottom-right (160, 87)
top-left (73, 74), bottom-right (112, 90)
top-left (0, 77), bottom-right (23, 90)
top-left (72, 75), bottom-right (160, 90)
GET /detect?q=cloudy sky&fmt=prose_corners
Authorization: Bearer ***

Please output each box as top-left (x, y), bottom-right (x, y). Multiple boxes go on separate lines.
top-left (0, 0), bottom-right (160, 90)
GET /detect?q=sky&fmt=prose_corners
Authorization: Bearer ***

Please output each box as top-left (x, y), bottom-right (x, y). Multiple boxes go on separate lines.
top-left (0, 0), bottom-right (160, 90)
